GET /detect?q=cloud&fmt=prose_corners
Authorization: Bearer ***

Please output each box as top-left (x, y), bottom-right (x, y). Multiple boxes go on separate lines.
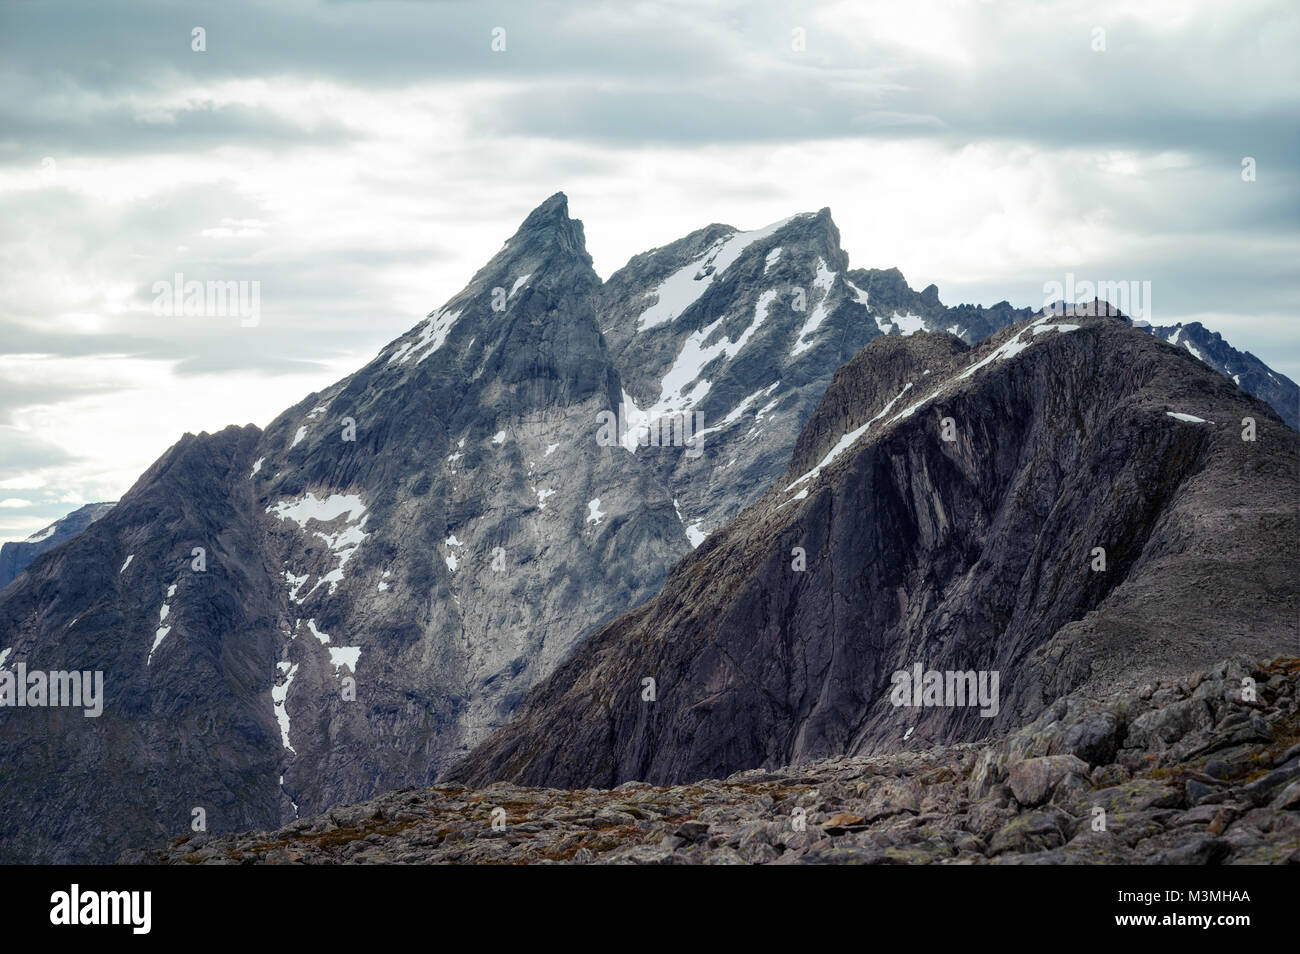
top-left (0, 0), bottom-right (1295, 542)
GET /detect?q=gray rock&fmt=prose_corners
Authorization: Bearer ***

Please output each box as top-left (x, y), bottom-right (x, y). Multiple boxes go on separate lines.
top-left (1008, 755), bottom-right (1089, 807)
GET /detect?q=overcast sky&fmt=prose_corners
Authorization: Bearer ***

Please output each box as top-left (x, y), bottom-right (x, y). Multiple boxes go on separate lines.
top-left (0, 0), bottom-right (1296, 542)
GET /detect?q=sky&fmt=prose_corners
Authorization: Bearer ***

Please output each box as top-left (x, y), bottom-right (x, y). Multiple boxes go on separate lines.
top-left (0, 0), bottom-right (1297, 542)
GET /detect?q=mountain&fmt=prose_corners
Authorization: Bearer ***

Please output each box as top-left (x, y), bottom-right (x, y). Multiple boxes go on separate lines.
top-left (0, 502), bottom-right (115, 590)
top-left (450, 307), bottom-right (1299, 789)
top-left (1140, 321), bottom-right (1299, 430)
top-left (0, 194), bottom-right (1021, 863)
top-left (3, 195), bottom-right (1296, 865)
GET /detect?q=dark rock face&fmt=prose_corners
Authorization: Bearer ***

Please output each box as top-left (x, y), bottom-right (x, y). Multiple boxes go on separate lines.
top-left (1141, 321), bottom-right (1299, 430)
top-left (451, 311), bottom-right (1299, 790)
top-left (0, 502), bottom-right (115, 590)
top-left (129, 656), bottom-right (1300, 865)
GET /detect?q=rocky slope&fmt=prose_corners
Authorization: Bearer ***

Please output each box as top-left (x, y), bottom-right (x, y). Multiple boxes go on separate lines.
top-left (451, 308), bottom-right (1299, 790)
top-left (128, 656), bottom-right (1300, 865)
top-left (1141, 321), bottom-right (1299, 430)
top-left (0, 502), bottom-right (115, 590)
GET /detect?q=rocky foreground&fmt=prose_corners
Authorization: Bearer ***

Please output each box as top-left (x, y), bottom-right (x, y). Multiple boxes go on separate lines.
top-left (130, 657), bottom-right (1300, 865)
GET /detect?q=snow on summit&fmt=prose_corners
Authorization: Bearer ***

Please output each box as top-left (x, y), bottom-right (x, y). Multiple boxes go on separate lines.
top-left (636, 214), bottom-right (800, 330)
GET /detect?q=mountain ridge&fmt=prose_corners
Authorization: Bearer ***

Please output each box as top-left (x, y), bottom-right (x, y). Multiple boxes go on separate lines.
top-left (1, 195), bottom-right (1295, 864)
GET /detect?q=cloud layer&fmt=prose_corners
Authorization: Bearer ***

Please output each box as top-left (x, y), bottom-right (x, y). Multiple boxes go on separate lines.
top-left (0, 0), bottom-right (1296, 540)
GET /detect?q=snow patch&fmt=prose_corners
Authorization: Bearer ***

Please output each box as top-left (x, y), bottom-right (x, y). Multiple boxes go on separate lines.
top-left (148, 590), bottom-right (174, 667)
top-left (845, 278), bottom-right (870, 308)
top-left (635, 215), bottom-right (798, 330)
top-left (956, 316), bottom-right (1077, 383)
top-left (787, 384), bottom-right (913, 493)
top-left (271, 662), bottom-right (298, 753)
top-left (685, 522), bottom-right (707, 547)
top-left (291, 426), bottom-right (307, 448)
top-left (250, 457), bottom-right (264, 478)
top-left (626, 289), bottom-right (778, 450)
top-left (119, 554), bottom-right (134, 574)
top-left (1184, 340), bottom-right (1208, 363)
top-left (329, 647), bottom-right (361, 674)
top-left (25, 523), bottom-right (57, 544)
top-left (389, 306), bottom-right (464, 365)
top-left (283, 570), bottom-right (309, 602)
top-left (491, 430), bottom-right (506, 445)
top-left (890, 312), bottom-right (926, 336)
top-left (306, 619), bottom-right (330, 644)
top-left (696, 381), bottom-right (781, 439)
top-left (1166, 411), bottom-right (1209, 424)
top-left (586, 498), bottom-right (605, 525)
top-left (268, 493), bottom-right (371, 601)
top-left (791, 259), bottom-right (838, 357)
top-left (509, 273), bottom-right (531, 297)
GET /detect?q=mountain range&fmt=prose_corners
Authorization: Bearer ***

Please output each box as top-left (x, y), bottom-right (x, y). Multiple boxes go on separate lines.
top-left (1, 194), bottom-right (1295, 864)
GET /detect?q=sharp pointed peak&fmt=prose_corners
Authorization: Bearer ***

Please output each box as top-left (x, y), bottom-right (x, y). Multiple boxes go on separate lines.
top-left (504, 191), bottom-right (590, 263)
top-left (520, 191), bottom-right (571, 227)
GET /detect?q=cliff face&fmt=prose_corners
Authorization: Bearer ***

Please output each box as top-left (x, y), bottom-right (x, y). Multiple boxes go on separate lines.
top-left (451, 310), bottom-right (1299, 789)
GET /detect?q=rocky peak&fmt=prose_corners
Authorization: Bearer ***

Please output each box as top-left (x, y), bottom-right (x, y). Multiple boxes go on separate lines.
top-left (500, 191), bottom-right (592, 267)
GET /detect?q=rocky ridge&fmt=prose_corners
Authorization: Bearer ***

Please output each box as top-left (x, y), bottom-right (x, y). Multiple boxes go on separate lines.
top-left (1141, 320), bottom-right (1299, 430)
